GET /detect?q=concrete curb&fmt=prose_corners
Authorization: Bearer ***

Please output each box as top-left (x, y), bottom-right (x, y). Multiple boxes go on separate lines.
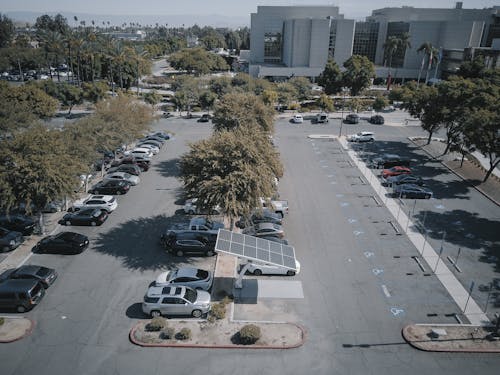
top-left (407, 137), bottom-right (500, 207)
top-left (0, 317), bottom-right (35, 343)
top-left (129, 320), bottom-right (307, 349)
top-left (402, 324), bottom-right (500, 353)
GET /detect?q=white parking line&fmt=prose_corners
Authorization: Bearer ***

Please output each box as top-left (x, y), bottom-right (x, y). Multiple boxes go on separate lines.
top-left (381, 284), bottom-right (391, 298)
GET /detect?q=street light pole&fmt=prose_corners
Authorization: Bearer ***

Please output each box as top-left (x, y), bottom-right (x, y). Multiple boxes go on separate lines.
top-left (339, 87), bottom-right (346, 137)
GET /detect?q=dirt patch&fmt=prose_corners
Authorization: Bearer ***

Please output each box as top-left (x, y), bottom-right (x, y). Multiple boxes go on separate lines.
top-left (0, 317), bottom-right (34, 343)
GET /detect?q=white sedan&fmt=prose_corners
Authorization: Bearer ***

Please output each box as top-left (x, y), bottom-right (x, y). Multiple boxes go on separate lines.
top-left (292, 114), bottom-right (303, 123)
top-left (243, 259), bottom-right (301, 276)
top-left (154, 267), bottom-right (213, 290)
top-left (103, 172), bottom-right (140, 186)
top-left (135, 143), bottom-right (159, 154)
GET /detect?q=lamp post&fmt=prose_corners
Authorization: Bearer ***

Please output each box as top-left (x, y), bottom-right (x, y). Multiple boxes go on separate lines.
top-left (339, 87), bottom-right (347, 137)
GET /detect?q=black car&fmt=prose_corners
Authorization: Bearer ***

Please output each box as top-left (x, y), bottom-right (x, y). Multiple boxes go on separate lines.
top-left (0, 214), bottom-right (36, 235)
top-left (197, 114), bottom-right (211, 122)
top-left (0, 227), bottom-right (24, 252)
top-left (344, 114), bottom-right (359, 124)
top-left (385, 174), bottom-right (424, 187)
top-left (4, 265), bottom-right (57, 289)
top-left (106, 164), bottom-right (141, 176)
top-left (236, 210), bottom-right (283, 229)
top-left (370, 154), bottom-right (411, 169)
top-left (393, 184), bottom-right (433, 199)
top-left (88, 180), bottom-right (131, 195)
top-left (36, 232), bottom-right (89, 254)
top-left (59, 208), bottom-right (108, 226)
top-left (369, 115), bottom-right (385, 124)
top-left (161, 230), bottom-right (216, 257)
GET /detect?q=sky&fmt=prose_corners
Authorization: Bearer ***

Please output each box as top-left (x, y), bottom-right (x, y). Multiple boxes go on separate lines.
top-left (1, 0), bottom-right (499, 19)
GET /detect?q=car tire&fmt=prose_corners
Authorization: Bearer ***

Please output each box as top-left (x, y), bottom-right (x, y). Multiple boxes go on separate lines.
top-left (286, 270), bottom-right (296, 276)
top-left (2, 246), bottom-right (9, 252)
top-left (116, 191), bottom-right (122, 195)
top-left (401, 194), bottom-right (407, 199)
top-left (17, 305), bottom-right (26, 313)
top-left (426, 194), bottom-right (431, 199)
top-left (176, 250), bottom-right (184, 257)
top-left (65, 220), bottom-right (71, 226)
top-left (206, 250), bottom-right (214, 257)
top-left (253, 269), bottom-right (262, 276)
top-left (91, 221), bottom-right (97, 226)
top-left (150, 310), bottom-right (161, 318)
top-left (192, 309), bottom-right (202, 318)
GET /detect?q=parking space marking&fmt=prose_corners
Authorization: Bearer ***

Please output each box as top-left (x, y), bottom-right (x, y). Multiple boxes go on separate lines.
top-left (353, 230), bottom-right (364, 236)
top-left (372, 268), bottom-right (384, 276)
top-left (435, 204), bottom-right (445, 210)
top-left (348, 218), bottom-right (358, 224)
top-left (381, 285), bottom-right (391, 298)
top-left (390, 307), bottom-right (405, 317)
top-left (340, 202), bottom-right (349, 207)
top-left (364, 251), bottom-right (374, 258)
top-left (336, 194), bottom-right (344, 197)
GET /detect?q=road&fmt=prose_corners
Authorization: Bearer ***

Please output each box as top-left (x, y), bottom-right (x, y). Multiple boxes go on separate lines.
top-left (1, 114), bottom-right (499, 375)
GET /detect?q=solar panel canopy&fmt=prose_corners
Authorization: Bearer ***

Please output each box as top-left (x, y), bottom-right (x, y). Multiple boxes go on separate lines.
top-left (215, 229), bottom-right (298, 271)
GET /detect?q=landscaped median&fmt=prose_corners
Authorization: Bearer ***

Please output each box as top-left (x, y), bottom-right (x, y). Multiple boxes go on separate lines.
top-left (129, 316), bottom-right (306, 349)
top-left (0, 316), bottom-right (35, 343)
top-left (403, 324), bottom-right (500, 353)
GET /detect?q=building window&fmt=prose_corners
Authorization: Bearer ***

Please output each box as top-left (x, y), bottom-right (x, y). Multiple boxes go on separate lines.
top-left (264, 32), bottom-right (282, 63)
top-left (328, 21), bottom-right (337, 58)
top-left (353, 22), bottom-right (379, 62)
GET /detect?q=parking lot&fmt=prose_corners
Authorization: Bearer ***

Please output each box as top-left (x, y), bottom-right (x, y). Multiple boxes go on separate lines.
top-left (1, 114), bottom-right (500, 375)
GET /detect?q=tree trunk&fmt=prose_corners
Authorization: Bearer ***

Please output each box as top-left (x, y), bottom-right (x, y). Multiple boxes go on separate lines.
top-left (426, 131), bottom-right (433, 145)
top-left (483, 159), bottom-right (500, 182)
top-left (442, 139), bottom-right (452, 155)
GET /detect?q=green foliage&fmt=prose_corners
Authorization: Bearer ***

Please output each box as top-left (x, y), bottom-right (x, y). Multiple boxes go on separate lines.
top-left (82, 81), bottom-right (109, 103)
top-left (209, 302), bottom-right (227, 320)
top-left (0, 13), bottom-right (15, 48)
top-left (209, 76), bottom-right (233, 99)
top-left (176, 328), bottom-right (192, 341)
top-left (0, 317), bottom-right (4, 325)
top-left (372, 96), bottom-right (388, 112)
top-left (261, 89), bottom-right (278, 106)
top-left (199, 91), bottom-right (217, 111)
top-left (238, 324), bottom-right (261, 345)
top-left (288, 76), bottom-right (312, 101)
top-left (143, 90), bottom-right (162, 106)
top-left (317, 59), bottom-right (343, 95)
top-left (342, 55), bottom-right (375, 96)
top-left (169, 48), bottom-right (228, 75)
top-left (213, 92), bottom-right (275, 133)
top-left (276, 82), bottom-right (298, 106)
top-left (35, 14), bottom-right (69, 34)
top-left (58, 83), bottom-right (84, 114)
top-left (171, 75), bottom-right (201, 112)
top-left (146, 317), bottom-right (167, 332)
top-left (160, 327), bottom-right (175, 340)
top-left (317, 94), bottom-right (333, 112)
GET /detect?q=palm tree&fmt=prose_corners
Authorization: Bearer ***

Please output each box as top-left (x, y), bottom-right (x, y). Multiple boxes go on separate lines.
top-left (417, 42), bottom-right (433, 86)
top-left (41, 30), bottom-right (64, 81)
top-left (425, 47), bottom-right (439, 84)
top-left (383, 36), bottom-right (399, 89)
top-left (395, 32), bottom-right (411, 82)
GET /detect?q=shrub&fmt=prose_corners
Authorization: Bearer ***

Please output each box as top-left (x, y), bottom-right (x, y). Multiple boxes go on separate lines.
top-left (146, 317), bottom-right (167, 332)
top-left (160, 327), bottom-right (175, 340)
top-left (176, 328), bottom-right (192, 341)
top-left (0, 317), bottom-right (4, 326)
top-left (209, 302), bottom-right (227, 320)
top-left (238, 324), bottom-right (261, 345)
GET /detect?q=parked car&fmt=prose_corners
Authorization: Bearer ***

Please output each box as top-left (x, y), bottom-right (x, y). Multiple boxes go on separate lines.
top-left (316, 113), bottom-right (329, 123)
top-left (125, 148), bottom-right (153, 160)
top-left (0, 214), bottom-right (36, 235)
top-left (59, 208), bottom-right (109, 226)
top-left (347, 131), bottom-right (375, 142)
top-left (160, 230), bottom-right (217, 257)
top-left (35, 232), bottom-right (89, 254)
top-left (183, 198), bottom-right (221, 215)
top-left (198, 114), bottom-right (211, 122)
top-left (259, 236), bottom-right (289, 245)
top-left (0, 227), bottom-right (24, 252)
top-left (393, 184), bottom-right (433, 199)
top-left (137, 139), bottom-right (163, 149)
top-left (189, 217), bottom-right (224, 232)
top-left (243, 259), bottom-right (301, 276)
top-left (4, 265), bottom-right (57, 289)
top-left (369, 115), bottom-right (385, 124)
top-left (292, 114), bottom-right (303, 123)
top-left (106, 164), bottom-right (141, 176)
top-left (384, 174), bottom-right (424, 187)
top-left (370, 154), bottom-right (411, 169)
top-left (381, 166), bottom-right (412, 179)
top-left (135, 143), bottom-right (159, 154)
top-left (140, 135), bottom-right (165, 144)
top-left (142, 285), bottom-right (211, 318)
top-left (70, 195), bottom-right (118, 213)
top-left (242, 222), bottom-right (285, 238)
top-left (103, 172), bottom-right (140, 186)
top-left (89, 180), bottom-right (131, 195)
top-left (236, 209), bottom-right (283, 229)
top-left (0, 279), bottom-right (45, 312)
top-left (149, 131), bottom-right (171, 140)
top-left (344, 114), bottom-right (359, 124)
top-left (154, 267), bottom-right (213, 290)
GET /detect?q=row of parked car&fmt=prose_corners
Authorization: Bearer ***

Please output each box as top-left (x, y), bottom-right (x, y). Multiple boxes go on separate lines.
top-left (0, 131), bottom-right (172, 314)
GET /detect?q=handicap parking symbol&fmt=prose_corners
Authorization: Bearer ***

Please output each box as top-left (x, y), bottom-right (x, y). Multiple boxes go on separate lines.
top-left (353, 230), bottom-right (364, 236)
top-left (372, 268), bottom-right (384, 276)
top-left (364, 251), bottom-right (374, 258)
top-left (390, 307), bottom-right (405, 317)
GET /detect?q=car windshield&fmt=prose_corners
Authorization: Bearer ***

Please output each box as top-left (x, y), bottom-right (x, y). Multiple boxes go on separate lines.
top-left (36, 267), bottom-right (50, 277)
top-left (167, 270), bottom-right (178, 282)
top-left (184, 288), bottom-right (197, 303)
top-left (196, 269), bottom-right (209, 279)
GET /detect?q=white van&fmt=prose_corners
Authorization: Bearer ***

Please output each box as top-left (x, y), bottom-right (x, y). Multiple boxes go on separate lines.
top-left (316, 113), bottom-right (329, 123)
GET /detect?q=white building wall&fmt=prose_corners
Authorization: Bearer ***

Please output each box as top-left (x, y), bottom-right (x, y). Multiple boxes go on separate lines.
top-left (291, 19), bottom-right (312, 66)
top-left (334, 19), bottom-right (355, 67)
top-left (309, 19), bottom-right (331, 68)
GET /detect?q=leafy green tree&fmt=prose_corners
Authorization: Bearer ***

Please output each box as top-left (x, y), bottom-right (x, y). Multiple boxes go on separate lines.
top-left (171, 75), bottom-right (201, 113)
top-left (317, 58), bottom-right (343, 95)
top-left (372, 96), bottom-right (388, 112)
top-left (209, 76), bottom-right (233, 98)
top-left (35, 14), bottom-right (69, 34)
top-left (57, 83), bottom-right (84, 114)
top-left (169, 48), bottom-right (227, 75)
top-left (200, 31), bottom-right (227, 50)
top-left (213, 92), bottom-right (275, 133)
top-left (143, 90), bottom-right (162, 106)
top-left (276, 82), bottom-right (298, 107)
top-left (82, 81), bottom-right (109, 103)
top-left (0, 13), bottom-right (15, 48)
top-left (383, 36), bottom-right (399, 73)
top-left (289, 77), bottom-right (311, 101)
top-left (225, 31), bottom-right (241, 50)
top-left (342, 55), bottom-right (375, 96)
top-left (179, 126), bottom-right (283, 227)
top-left (199, 91), bottom-right (217, 113)
top-left (261, 89), bottom-right (278, 106)
top-left (317, 94), bottom-right (334, 112)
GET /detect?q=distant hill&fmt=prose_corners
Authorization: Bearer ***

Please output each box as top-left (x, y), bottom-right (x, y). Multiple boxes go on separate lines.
top-left (5, 11), bottom-right (249, 29)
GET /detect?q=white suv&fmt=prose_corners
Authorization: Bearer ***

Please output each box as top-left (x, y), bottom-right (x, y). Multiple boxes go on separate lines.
top-left (70, 195), bottom-right (118, 213)
top-left (142, 285), bottom-right (211, 318)
top-left (347, 131), bottom-right (375, 142)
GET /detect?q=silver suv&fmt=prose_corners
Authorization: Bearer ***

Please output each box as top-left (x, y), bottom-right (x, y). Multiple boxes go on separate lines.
top-left (142, 285), bottom-right (211, 318)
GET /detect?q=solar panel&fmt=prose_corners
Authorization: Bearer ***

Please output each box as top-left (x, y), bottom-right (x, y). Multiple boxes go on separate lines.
top-left (215, 229), bottom-right (298, 271)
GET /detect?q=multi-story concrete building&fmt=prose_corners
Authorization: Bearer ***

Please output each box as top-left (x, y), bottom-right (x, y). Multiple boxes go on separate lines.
top-left (248, 3), bottom-right (500, 81)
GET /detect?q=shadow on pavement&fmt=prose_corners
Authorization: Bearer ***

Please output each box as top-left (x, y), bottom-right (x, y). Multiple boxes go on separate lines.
top-left (154, 158), bottom-right (181, 178)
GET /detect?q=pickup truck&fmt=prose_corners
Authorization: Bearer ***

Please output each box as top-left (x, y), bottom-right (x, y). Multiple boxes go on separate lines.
top-left (188, 217), bottom-right (225, 232)
top-left (183, 198), bottom-right (221, 215)
top-left (259, 198), bottom-right (289, 218)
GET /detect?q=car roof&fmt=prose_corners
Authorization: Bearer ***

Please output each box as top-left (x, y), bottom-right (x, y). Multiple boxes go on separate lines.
top-left (174, 267), bottom-right (203, 279)
top-left (13, 265), bottom-right (44, 275)
top-left (255, 222), bottom-right (281, 230)
top-left (359, 131), bottom-right (374, 135)
top-left (0, 278), bottom-right (41, 290)
top-left (147, 285), bottom-right (188, 297)
top-left (56, 231), bottom-right (86, 241)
